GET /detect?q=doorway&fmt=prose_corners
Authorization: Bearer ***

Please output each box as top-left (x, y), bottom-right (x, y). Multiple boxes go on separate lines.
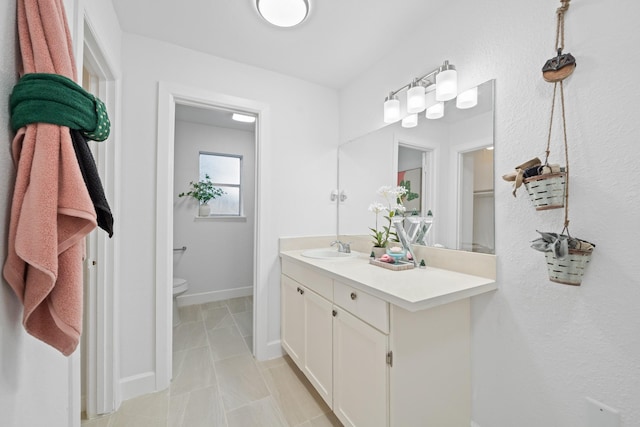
top-left (172, 105), bottom-right (256, 336)
top-left (396, 143), bottom-right (436, 245)
top-left (155, 84), bottom-right (271, 391)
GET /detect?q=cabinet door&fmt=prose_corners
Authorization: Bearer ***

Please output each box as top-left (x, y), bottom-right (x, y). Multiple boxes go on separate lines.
top-left (303, 287), bottom-right (333, 408)
top-left (333, 307), bottom-right (388, 427)
top-left (281, 275), bottom-right (305, 368)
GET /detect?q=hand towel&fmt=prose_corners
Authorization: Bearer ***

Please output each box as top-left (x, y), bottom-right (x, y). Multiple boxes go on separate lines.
top-left (2, 0), bottom-right (97, 356)
top-left (70, 129), bottom-right (114, 237)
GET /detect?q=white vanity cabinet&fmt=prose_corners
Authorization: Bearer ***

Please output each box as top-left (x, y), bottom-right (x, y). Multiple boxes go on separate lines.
top-left (281, 264), bottom-right (334, 407)
top-left (333, 305), bottom-right (388, 427)
top-left (281, 255), bottom-right (478, 427)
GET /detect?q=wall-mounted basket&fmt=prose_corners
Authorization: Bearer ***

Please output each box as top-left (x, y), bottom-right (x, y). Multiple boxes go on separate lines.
top-left (524, 171), bottom-right (566, 210)
top-left (544, 243), bottom-right (593, 285)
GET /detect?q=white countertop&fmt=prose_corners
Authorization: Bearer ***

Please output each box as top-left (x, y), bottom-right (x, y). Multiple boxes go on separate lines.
top-left (280, 249), bottom-right (497, 312)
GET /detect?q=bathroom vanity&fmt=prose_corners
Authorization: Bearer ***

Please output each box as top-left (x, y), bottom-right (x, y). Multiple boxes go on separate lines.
top-left (280, 238), bottom-right (497, 427)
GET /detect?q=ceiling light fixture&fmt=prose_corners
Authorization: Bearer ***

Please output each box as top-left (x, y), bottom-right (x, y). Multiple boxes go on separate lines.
top-left (382, 60), bottom-right (459, 124)
top-left (232, 113), bottom-right (256, 123)
top-left (256, 0), bottom-right (310, 28)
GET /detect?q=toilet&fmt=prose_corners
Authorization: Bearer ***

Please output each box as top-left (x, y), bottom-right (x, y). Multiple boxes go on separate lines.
top-left (172, 277), bottom-right (189, 327)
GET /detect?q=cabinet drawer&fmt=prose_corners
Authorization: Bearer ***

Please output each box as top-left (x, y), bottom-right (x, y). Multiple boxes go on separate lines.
top-left (334, 281), bottom-right (389, 334)
top-left (282, 259), bottom-right (333, 300)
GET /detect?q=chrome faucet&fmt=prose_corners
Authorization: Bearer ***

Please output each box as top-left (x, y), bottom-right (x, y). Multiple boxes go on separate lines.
top-left (330, 240), bottom-right (351, 253)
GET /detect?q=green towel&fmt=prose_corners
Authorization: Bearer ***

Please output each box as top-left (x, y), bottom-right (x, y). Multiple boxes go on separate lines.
top-left (10, 73), bottom-right (110, 141)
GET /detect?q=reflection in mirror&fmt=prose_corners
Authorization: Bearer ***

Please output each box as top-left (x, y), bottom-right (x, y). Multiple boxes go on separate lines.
top-left (458, 148), bottom-right (495, 253)
top-left (338, 79), bottom-right (495, 254)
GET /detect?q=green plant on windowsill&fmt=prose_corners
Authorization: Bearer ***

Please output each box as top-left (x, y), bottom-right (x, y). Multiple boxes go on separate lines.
top-left (178, 174), bottom-right (225, 205)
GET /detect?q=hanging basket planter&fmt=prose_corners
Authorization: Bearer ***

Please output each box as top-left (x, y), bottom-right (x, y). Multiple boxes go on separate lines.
top-left (523, 0), bottom-right (597, 287)
top-left (524, 171), bottom-right (566, 210)
top-left (532, 231), bottom-right (595, 286)
top-left (544, 243), bottom-right (593, 285)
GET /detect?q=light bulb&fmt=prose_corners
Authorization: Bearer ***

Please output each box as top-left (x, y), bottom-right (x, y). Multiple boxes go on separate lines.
top-left (426, 102), bottom-right (444, 119)
top-left (401, 113), bottom-right (418, 128)
top-left (456, 87), bottom-right (478, 109)
top-left (436, 61), bottom-right (457, 101)
top-left (407, 81), bottom-right (426, 113)
top-left (384, 94), bottom-right (400, 123)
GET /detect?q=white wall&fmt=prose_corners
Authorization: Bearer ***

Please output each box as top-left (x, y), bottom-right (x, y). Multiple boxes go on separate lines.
top-left (340, 1), bottom-right (640, 426)
top-left (0, 1), bottom-right (122, 426)
top-left (118, 33), bottom-right (339, 387)
top-left (173, 121), bottom-right (255, 301)
top-left (0, 3), bottom-right (71, 425)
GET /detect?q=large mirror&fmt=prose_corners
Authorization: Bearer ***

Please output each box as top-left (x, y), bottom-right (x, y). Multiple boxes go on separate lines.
top-left (338, 79), bottom-right (495, 254)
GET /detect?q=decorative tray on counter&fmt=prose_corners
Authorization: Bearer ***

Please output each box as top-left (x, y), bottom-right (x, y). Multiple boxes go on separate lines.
top-left (369, 258), bottom-right (415, 271)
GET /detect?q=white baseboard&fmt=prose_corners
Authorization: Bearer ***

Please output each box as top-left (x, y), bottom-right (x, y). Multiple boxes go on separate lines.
top-left (177, 286), bottom-right (253, 307)
top-left (119, 371), bottom-right (156, 401)
top-left (264, 339), bottom-right (284, 360)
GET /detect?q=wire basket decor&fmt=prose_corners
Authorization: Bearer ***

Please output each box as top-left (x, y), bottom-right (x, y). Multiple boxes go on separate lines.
top-left (544, 244), bottom-right (593, 285)
top-left (524, 171), bottom-right (566, 210)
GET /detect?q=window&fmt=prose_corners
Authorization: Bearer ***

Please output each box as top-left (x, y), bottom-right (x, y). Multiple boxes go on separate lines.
top-left (199, 152), bottom-right (242, 216)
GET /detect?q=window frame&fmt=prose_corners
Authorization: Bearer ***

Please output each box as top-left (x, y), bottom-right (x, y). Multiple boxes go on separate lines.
top-left (199, 151), bottom-right (243, 217)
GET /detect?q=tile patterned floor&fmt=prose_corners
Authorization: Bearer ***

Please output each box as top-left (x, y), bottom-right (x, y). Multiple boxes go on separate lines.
top-left (81, 297), bottom-right (342, 427)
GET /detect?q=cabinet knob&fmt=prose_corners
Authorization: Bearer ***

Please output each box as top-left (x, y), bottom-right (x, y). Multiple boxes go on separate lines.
top-left (299, 288), bottom-right (304, 295)
top-left (332, 309), bottom-right (337, 317)
top-left (350, 292), bottom-right (357, 300)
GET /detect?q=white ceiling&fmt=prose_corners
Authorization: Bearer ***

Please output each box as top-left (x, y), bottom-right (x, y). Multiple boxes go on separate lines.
top-left (111, 0), bottom-right (443, 90)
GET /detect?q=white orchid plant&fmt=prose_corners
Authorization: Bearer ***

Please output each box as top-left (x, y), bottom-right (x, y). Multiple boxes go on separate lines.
top-left (368, 185), bottom-right (407, 248)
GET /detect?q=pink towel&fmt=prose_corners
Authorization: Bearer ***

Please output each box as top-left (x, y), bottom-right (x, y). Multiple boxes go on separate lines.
top-left (2, 0), bottom-right (97, 356)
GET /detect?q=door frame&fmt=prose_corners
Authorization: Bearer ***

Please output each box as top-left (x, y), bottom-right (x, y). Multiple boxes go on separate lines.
top-left (75, 13), bottom-right (121, 421)
top-left (155, 82), bottom-right (270, 389)
top-left (449, 138), bottom-right (493, 252)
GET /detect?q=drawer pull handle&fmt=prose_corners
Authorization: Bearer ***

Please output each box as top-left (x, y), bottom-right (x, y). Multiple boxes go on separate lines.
top-left (332, 309), bottom-right (337, 317)
top-left (350, 292), bottom-right (357, 300)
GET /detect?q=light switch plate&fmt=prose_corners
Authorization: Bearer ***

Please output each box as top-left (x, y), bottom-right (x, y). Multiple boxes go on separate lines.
top-left (587, 397), bottom-right (620, 427)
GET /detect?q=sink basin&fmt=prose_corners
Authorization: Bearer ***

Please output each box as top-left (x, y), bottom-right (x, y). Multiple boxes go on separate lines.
top-left (301, 248), bottom-right (357, 259)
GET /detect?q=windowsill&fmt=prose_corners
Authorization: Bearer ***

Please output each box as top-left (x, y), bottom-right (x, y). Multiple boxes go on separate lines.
top-left (194, 215), bottom-right (247, 222)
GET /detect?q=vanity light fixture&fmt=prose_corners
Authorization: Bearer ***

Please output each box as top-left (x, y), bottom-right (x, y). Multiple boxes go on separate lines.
top-left (456, 86), bottom-right (478, 109)
top-left (383, 93), bottom-right (400, 123)
top-left (232, 113), bottom-right (256, 123)
top-left (406, 79), bottom-right (426, 113)
top-left (426, 102), bottom-right (444, 120)
top-left (435, 60), bottom-right (457, 101)
top-left (401, 113), bottom-right (418, 128)
top-left (256, 0), bottom-right (310, 28)
top-left (382, 60), bottom-right (458, 124)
